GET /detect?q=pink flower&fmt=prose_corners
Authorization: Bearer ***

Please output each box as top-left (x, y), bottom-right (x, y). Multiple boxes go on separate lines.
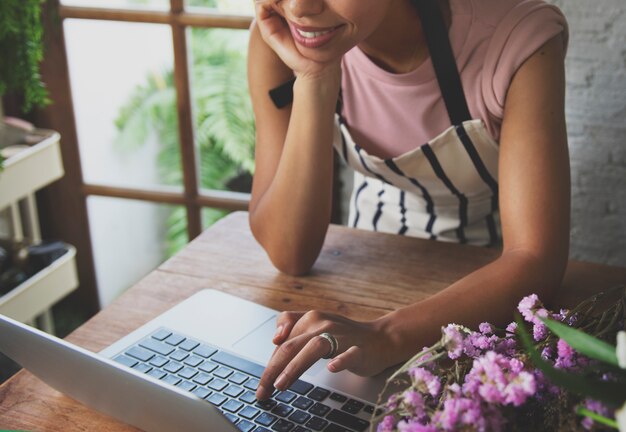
top-left (409, 367), bottom-right (441, 397)
top-left (397, 420), bottom-right (437, 432)
top-left (555, 338), bottom-right (576, 369)
top-left (377, 415), bottom-right (396, 432)
top-left (442, 324), bottom-right (466, 360)
top-left (479, 322), bottom-right (493, 334)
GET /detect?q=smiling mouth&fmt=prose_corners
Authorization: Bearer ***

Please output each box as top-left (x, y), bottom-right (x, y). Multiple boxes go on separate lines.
top-left (289, 23), bottom-right (344, 48)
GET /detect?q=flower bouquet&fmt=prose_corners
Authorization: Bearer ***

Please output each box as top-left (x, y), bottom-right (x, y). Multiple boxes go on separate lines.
top-left (374, 286), bottom-right (626, 431)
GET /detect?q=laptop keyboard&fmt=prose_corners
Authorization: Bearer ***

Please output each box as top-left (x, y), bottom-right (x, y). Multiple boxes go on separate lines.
top-left (112, 328), bottom-right (373, 432)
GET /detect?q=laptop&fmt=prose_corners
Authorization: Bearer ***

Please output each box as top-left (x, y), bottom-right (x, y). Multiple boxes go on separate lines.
top-left (0, 289), bottom-right (390, 432)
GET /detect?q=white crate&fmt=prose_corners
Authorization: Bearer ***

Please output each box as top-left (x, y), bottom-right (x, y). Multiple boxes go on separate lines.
top-left (0, 130), bottom-right (63, 210)
top-left (0, 245), bottom-right (78, 323)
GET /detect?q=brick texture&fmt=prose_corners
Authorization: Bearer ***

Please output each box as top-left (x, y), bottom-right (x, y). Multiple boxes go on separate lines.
top-left (549, 0), bottom-right (626, 266)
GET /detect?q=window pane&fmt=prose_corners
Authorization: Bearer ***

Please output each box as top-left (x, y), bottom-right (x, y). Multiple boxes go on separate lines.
top-left (189, 27), bottom-right (255, 195)
top-left (186, 0), bottom-right (254, 15)
top-left (87, 196), bottom-right (187, 307)
top-left (65, 19), bottom-right (183, 190)
top-left (60, 0), bottom-right (169, 10)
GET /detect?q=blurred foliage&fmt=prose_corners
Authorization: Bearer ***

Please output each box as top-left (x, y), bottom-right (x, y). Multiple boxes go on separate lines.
top-left (0, 0), bottom-right (50, 112)
top-left (114, 21), bottom-right (255, 256)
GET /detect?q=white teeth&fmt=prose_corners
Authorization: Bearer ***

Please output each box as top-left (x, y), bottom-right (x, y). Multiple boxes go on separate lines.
top-left (296, 28), bottom-right (333, 38)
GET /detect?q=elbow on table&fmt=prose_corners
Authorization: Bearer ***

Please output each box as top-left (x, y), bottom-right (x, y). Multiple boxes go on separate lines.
top-left (249, 215), bottom-right (317, 276)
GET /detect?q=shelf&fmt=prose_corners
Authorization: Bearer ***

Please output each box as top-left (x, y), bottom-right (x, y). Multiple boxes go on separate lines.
top-left (0, 130), bottom-right (63, 211)
top-left (0, 244), bottom-right (78, 323)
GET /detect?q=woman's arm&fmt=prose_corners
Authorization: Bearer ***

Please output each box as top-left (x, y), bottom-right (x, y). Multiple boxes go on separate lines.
top-left (248, 6), bottom-right (341, 275)
top-left (255, 34), bottom-right (571, 400)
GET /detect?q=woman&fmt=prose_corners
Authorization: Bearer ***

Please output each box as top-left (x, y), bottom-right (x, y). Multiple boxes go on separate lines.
top-left (247, 0), bottom-right (570, 402)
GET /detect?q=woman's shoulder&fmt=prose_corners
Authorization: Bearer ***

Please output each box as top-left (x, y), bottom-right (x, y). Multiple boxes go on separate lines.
top-left (467, 0), bottom-right (566, 29)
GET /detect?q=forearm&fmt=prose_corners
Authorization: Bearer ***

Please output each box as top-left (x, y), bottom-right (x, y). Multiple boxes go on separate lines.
top-left (250, 74), bottom-right (340, 274)
top-left (378, 249), bottom-right (567, 366)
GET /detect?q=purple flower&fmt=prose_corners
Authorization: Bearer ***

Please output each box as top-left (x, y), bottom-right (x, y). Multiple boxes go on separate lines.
top-left (377, 415), bottom-right (396, 432)
top-left (555, 338), bottom-right (576, 369)
top-left (518, 294), bottom-right (540, 322)
top-left (505, 322), bottom-right (517, 336)
top-left (479, 322), bottom-right (493, 334)
top-left (533, 322), bottom-right (548, 341)
top-left (397, 420), bottom-right (437, 432)
top-left (442, 324), bottom-right (466, 360)
top-left (463, 351), bottom-right (536, 407)
top-left (409, 367), bottom-right (441, 397)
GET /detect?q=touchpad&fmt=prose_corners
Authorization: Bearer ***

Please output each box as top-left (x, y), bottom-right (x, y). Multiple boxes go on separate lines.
top-left (232, 316), bottom-right (326, 376)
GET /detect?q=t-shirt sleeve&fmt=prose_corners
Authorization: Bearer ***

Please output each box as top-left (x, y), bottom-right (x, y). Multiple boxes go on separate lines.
top-left (481, 0), bottom-right (569, 120)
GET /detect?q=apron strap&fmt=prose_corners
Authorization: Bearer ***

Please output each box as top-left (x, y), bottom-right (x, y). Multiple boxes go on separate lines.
top-left (412, 0), bottom-right (471, 124)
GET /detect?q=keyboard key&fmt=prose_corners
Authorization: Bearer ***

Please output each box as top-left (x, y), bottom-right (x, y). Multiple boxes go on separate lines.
top-left (208, 393), bottom-right (228, 406)
top-left (164, 333), bottom-right (186, 346)
top-left (271, 403), bottom-right (294, 418)
top-left (147, 369), bottom-right (167, 380)
top-left (363, 405), bottom-right (375, 415)
top-left (271, 419), bottom-right (295, 432)
top-left (214, 366), bottom-right (234, 379)
top-left (194, 344), bottom-right (218, 358)
top-left (212, 351), bottom-right (265, 378)
top-left (192, 387), bottom-right (211, 399)
top-left (237, 420), bottom-right (256, 432)
top-left (209, 378), bottom-right (228, 392)
top-left (178, 366), bottom-right (198, 380)
top-left (114, 355), bottom-right (137, 368)
top-left (180, 338), bottom-right (200, 351)
top-left (255, 412), bottom-right (278, 427)
top-left (240, 405), bottom-right (261, 420)
top-left (224, 412), bottom-right (239, 424)
top-left (177, 380), bottom-right (197, 392)
top-left (304, 416), bottom-right (328, 431)
top-left (307, 387), bottom-right (330, 402)
top-left (192, 372), bottom-right (212, 386)
top-left (244, 378), bottom-right (260, 391)
top-left (329, 393), bottom-right (347, 403)
top-left (132, 363), bottom-right (152, 374)
top-left (292, 397), bottom-right (314, 411)
top-left (292, 427), bottom-right (311, 432)
top-left (151, 329), bottom-right (172, 341)
top-left (199, 361), bottom-right (219, 373)
top-left (149, 356), bottom-right (169, 368)
top-left (327, 409), bottom-right (369, 432)
top-left (184, 355), bottom-right (204, 368)
top-left (288, 410), bottom-right (311, 425)
top-left (341, 399), bottom-right (364, 414)
top-left (240, 390), bottom-right (257, 404)
top-left (229, 372), bottom-right (249, 385)
top-left (253, 427), bottom-right (271, 432)
top-left (170, 349), bottom-right (190, 362)
top-left (125, 346), bottom-right (154, 362)
top-left (289, 380), bottom-right (314, 396)
top-left (163, 374), bottom-right (182, 386)
top-left (276, 391), bottom-right (297, 404)
top-left (225, 385), bottom-right (244, 398)
top-left (164, 361), bottom-right (183, 374)
top-left (256, 399), bottom-right (278, 411)
top-left (223, 399), bottom-right (245, 413)
top-left (140, 339), bottom-right (175, 356)
top-left (308, 403), bottom-right (330, 417)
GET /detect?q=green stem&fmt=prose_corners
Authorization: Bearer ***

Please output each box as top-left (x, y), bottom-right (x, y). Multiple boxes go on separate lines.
top-left (576, 406), bottom-right (618, 429)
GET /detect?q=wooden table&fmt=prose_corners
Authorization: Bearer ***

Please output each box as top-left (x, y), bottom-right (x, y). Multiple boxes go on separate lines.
top-left (1, 212), bottom-right (624, 431)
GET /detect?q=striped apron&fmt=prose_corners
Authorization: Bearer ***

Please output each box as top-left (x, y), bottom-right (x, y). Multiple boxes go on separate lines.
top-left (334, 0), bottom-right (501, 246)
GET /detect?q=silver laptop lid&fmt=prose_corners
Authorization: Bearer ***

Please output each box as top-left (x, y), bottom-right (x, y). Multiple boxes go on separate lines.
top-left (0, 314), bottom-right (237, 432)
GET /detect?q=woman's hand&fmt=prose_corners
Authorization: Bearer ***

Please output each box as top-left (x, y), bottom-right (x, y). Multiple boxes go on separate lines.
top-left (256, 310), bottom-right (395, 400)
top-left (253, 0), bottom-right (340, 80)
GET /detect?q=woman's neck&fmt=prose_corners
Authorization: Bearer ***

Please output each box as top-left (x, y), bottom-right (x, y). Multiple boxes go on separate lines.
top-left (358, 0), bottom-right (451, 74)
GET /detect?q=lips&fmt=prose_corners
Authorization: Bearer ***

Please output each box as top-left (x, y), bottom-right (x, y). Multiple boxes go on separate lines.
top-left (288, 23), bottom-right (344, 49)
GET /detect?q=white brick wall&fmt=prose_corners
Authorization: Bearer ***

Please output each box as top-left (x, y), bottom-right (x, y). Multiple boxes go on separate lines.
top-left (549, 0), bottom-right (626, 266)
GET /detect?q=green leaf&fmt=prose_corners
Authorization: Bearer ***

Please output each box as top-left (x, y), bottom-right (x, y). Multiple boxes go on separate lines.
top-left (576, 406), bottom-right (618, 429)
top-left (516, 314), bottom-right (626, 407)
top-left (541, 317), bottom-right (619, 367)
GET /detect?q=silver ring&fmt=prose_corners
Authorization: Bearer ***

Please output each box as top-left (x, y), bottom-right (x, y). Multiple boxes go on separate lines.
top-left (318, 332), bottom-right (338, 359)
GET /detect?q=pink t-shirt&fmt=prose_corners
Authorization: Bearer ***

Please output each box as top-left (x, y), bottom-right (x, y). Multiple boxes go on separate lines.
top-left (340, 0), bottom-right (568, 159)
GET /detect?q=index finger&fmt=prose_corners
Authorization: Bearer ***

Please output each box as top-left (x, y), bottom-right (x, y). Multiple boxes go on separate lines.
top-left (256, 333), bottom-right (332, 400)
